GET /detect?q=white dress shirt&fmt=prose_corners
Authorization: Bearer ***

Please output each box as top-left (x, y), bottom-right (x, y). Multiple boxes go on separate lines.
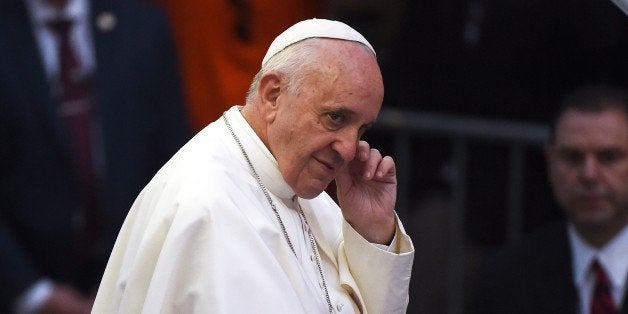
top-left (24, 0), bottom-right (95, 80)
top-left (569, 224), bottom-right (628, 314)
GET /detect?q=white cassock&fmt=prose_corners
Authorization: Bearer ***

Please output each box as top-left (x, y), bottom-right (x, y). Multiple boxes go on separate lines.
top-left (92, 106), bottom-right (415, 314)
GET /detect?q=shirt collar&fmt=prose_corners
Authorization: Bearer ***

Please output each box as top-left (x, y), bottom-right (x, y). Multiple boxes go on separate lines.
top-left (569, 223), bottom-right (628, 290)
top-left (26, 0), bottom-right (88, 27)
top-left (224, 106), bottom-right (296, 201)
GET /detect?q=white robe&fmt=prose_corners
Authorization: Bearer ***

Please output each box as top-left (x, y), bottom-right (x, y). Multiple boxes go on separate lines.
top-left (92, 106), bottom-right (414, 314)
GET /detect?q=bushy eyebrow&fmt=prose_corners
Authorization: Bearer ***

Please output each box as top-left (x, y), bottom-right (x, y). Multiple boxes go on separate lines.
top-left (326, 106), bottom-right (376, 128)
top-left (362, 122), bottom-right (375, 131)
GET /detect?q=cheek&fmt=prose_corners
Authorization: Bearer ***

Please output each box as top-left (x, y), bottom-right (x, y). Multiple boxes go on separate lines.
top-left (550, 168), bottom-right (577, 196)
top-left (288, 140), bottom-right (331, 175)
top-left (608, 170), bottom-right (628, 193)
top-left (550, 166), bottom-right (570, 186)
top-left (278, 143), bottom-right (309, 177)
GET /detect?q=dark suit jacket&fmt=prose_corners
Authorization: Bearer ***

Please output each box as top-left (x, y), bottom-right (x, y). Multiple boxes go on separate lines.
top-left (0, 0), bottom-right (189, 311)
top-left (472, 221), bottom-right (627, 314)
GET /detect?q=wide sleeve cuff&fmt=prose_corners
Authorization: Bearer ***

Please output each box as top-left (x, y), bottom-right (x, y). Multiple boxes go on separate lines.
top-left (341, 212), bottom-right (414, 314)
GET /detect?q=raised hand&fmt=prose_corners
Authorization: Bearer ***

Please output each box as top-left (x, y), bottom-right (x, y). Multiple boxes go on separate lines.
top-left (335, 140), bottom-right (397, 244)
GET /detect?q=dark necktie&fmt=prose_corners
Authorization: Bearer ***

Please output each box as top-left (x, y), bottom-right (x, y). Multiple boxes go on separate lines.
top-left (591, 260), bottom-right (617, 314)
top-left (47, 17), bottom-right (100, 253)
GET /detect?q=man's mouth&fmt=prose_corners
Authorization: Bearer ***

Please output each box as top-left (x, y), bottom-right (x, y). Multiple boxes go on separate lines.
top-left (314, 157), bottom-right (336, 172)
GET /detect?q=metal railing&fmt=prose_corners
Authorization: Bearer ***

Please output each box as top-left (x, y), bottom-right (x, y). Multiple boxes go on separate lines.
top-left (373, 107), bottom-right (550, 314)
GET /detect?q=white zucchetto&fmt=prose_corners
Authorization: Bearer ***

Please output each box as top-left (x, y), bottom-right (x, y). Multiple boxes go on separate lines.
top-left (261, 18), bottom-right (375, 66)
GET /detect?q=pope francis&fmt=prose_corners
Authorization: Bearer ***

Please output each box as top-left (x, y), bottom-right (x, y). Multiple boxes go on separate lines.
top-left (92, 18), bottom-right (415, 313)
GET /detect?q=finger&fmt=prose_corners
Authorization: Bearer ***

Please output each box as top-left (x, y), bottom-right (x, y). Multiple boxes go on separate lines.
top-left (363, 148), bottom-right (382, 179)
top-left (356, 140), bottom-right (370, 161)
top-left (374, 155), bottom-right (397, 182)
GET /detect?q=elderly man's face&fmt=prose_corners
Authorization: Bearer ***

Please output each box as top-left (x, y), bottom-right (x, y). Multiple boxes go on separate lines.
top-left (547, 108), bottom-right (628, 237)
top-left (266, 41), bottom-right (384, 199)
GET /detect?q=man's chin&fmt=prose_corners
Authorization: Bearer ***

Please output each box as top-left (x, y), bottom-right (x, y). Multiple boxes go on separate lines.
top-left (296, 189), bottom-right (325, 199)
top-left (572, 208), bottom-right (615, 228)
top-left (294, 179), bottom-right (333, 199)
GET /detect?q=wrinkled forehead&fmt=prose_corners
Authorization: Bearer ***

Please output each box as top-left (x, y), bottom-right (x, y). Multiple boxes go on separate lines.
top-left (553, 109), bottom-right (628, 145)
top-left (551, 108), bottom-right (628, 142)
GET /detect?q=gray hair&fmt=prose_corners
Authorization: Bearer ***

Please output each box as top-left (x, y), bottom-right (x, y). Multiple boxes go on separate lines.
top-left (245, 38), bottom-right (323, 104)
top-left (245, 38), bottom-right (375, 104)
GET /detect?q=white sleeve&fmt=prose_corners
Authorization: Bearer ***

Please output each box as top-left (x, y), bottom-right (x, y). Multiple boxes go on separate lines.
top-left (342, 213), bottom-right (414, 314)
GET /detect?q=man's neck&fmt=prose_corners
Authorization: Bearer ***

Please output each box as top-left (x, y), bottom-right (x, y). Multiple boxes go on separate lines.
top-left (575, 222), bottom-right (627, 249)
top-left (43, 0), bottom-right (69, 10)
top-left (240, 104), bottom-right (271, 151)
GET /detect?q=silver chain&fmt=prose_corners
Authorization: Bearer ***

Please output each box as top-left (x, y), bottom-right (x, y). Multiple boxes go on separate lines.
top-left (297, 206), bottom-right (334, 314)
top-left (222, 114), bottom-right (295, 253)
top-left (222, 113), bottom-right (333, 313)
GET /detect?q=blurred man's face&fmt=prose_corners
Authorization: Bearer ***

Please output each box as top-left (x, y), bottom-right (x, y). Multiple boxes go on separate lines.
top-left (547, 108), bottom-right (628, 239)
top-left (266, 41), bottom-right (384, 199)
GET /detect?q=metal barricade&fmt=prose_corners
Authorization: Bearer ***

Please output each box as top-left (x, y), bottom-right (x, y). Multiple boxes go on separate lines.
top-left (373, 108), bottom-right (549, 314)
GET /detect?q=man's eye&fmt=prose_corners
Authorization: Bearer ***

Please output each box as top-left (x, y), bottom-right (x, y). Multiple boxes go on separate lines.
top-left (328, 113), bottom-right (344, 124)
top-left (557, 150), bottom-right (583, 165)
top-left (598, 149), bottom-right (624, 165)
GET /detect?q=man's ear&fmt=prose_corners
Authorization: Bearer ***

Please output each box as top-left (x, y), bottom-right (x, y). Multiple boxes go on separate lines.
top-left (258, 72), bottom-right (282, 123)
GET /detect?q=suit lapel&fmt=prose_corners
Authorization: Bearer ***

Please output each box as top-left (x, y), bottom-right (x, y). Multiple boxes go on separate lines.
top-left (1, 0), bottom-right (72, 162)
top-left (528, 223), bottom-right (578, 314)
top-left (89, 0), bottom-right (117, 94)
top-left (89, 0), bottom-right (121, 165)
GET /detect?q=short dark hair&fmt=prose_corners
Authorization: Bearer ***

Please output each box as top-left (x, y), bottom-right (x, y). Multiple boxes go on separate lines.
top-left (549, 84), bottom-right (628, 143)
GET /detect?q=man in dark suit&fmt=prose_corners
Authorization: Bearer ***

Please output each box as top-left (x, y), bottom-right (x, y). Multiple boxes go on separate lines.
top-left (472, 85), bottom-right (628, 314)
top-left (0, 0), bottom-right (189, 312)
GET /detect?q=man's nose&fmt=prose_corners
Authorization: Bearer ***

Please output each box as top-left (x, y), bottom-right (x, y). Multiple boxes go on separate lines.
top-left (580, 156), bottom-right (601, 179)
top-left (332, 129), bottom-right (358, 162)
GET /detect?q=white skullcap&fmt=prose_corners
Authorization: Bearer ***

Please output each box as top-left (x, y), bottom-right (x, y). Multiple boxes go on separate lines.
top-left (261, 18), bottom-right (375, 66)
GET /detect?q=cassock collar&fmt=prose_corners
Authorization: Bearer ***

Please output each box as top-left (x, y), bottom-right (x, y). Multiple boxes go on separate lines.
top-left (224, 106), bottom-right (296, 201)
